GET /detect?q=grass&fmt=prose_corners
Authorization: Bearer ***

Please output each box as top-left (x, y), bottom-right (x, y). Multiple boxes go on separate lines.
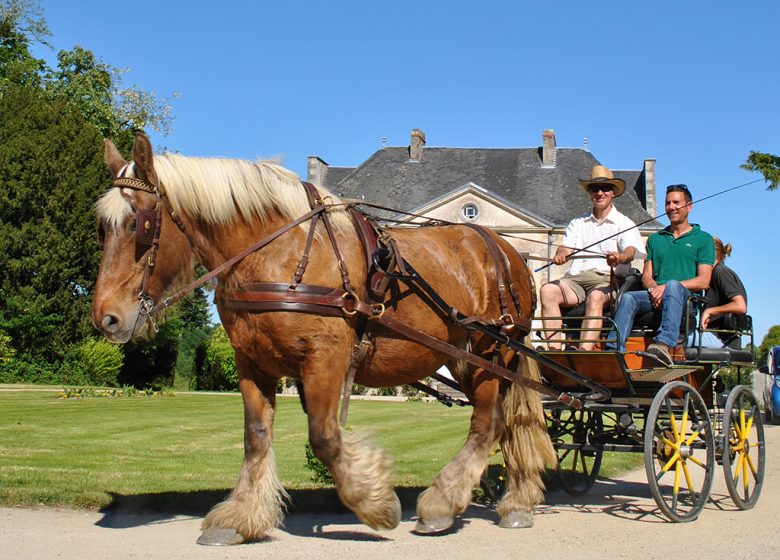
top-left (0, 388), bottom-right (643, 513)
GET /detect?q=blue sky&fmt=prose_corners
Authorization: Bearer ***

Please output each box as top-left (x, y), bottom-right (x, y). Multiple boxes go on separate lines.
top-left (34, 1), bottom-right (779, 344)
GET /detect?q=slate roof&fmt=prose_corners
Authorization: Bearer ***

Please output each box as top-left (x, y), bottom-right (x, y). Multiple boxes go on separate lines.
top-left (322, 145), bottom-right (659, 228)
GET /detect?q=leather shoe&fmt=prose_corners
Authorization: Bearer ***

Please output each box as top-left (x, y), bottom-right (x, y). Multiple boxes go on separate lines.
top-left (647, 342), bottom-right (673, 367)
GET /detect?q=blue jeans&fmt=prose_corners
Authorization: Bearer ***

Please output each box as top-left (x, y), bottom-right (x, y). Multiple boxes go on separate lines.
top-left (607, 280), bottom-right (691, 351)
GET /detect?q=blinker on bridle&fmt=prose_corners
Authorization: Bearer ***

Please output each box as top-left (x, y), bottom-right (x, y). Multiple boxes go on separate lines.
top-left (105, 172), bottom-right (188, 332)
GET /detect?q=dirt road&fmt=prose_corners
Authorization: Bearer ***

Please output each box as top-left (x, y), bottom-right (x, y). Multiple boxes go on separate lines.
top-left (3, 426), bottom-right (779, 560)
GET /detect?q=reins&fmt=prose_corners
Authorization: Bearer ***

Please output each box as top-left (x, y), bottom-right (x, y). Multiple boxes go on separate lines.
top-left (533, 177), bottom-right (766, 273)
top-left (105, 175), bottom-right (589, 409)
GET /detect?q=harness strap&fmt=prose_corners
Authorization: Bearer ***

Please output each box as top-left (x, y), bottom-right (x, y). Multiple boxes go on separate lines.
top-left (463, 224), bottom-right (527, 325)
top-left (150, 205), bottom-right (325, 314)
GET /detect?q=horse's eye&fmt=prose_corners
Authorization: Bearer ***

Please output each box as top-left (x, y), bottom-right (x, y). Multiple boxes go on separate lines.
top-left (96, 225), bottom-right (105, 246)
top-left (128, 218), bottom-right (137, 233)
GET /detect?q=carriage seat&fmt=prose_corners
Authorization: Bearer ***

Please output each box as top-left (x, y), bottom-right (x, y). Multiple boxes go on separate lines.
top-left (684, 313), bottom-right (754, 364)
top-left (561, 265), bottom-right (641, 322)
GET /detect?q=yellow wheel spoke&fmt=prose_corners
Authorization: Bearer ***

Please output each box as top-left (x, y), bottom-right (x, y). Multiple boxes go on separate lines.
top-left (745, 413), bottom-right (754, 436)
top-left (743, 459), bottom-right (750, 495)
top-left (682, 460), bottom-right (696, 495)
top-left (687, 455), bottom-right (706, 468)
top-left (668, 408), bottom-right (680, 441)
top-left (662, 436), bottom-right (679, 451)
top-left (673, 461), bottom-right (682, 497)
top-left (680, 409), bottom-right (690, 443)
top-left (746, 454), bottom-right (758, 477)
top-left (661, 451), bottom-right (680, 474)
top-left (733, 453), bottom-right (745, 482)
top-left (685, 430), bottom-right (702, 446)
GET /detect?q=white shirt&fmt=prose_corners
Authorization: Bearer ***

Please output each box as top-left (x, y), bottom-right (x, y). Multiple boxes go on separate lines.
top-left (562, 205), bottom-right (646, 276)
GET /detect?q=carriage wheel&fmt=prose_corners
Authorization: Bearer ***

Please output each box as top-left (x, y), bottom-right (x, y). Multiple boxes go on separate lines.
top-left (547, 408), bottom-right (604, 495)
top-left (644, 381), bottom-right (715, 522)
top-left (722, 385), bottom-right (765, 510)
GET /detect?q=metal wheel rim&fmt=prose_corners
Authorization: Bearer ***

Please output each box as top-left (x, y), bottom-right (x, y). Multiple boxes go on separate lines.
top-left (644, 381), bottom-right (715, 522)
top-left (721, 385), bottom-right (765, 509)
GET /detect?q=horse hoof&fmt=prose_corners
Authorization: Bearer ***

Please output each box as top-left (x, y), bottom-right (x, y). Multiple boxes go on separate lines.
top-left (498, 510), bottom-right (534, 529)
top-left (197, 527), bottom-right (245, 546)
top-left (413, 516), bottom-right (453, 535)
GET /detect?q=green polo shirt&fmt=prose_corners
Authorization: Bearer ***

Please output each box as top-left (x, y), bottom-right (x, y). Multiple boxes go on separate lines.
top-left (646, 224), bottom-right (715, 286)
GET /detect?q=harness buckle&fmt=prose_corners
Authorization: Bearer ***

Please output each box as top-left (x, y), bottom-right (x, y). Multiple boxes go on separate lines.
top-left (138, 294), bottom-right (160, 333)
top-left (370, 303), bottom-right (386, 318)
top-left (499, 313), bottom-right (515, 326)
top-left (341, 291), bottom-right (359, 316)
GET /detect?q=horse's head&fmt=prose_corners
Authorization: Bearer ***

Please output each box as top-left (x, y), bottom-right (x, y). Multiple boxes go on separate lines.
top-left (92, 134), bottom-right (192, 343)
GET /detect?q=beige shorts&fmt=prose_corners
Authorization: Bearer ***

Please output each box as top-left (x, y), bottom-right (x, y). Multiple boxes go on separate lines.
top-left (557, 270), bottom-right (614, 306)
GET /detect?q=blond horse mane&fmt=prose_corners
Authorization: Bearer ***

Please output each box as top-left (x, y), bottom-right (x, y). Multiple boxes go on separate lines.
top-left (96, 153), bottom-right (351, 231)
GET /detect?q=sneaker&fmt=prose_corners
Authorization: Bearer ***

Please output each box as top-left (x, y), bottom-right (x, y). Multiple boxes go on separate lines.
top-left (647, 343), bottom-right (674, 367)
top-left (565, 345), bottom-right (579, 352)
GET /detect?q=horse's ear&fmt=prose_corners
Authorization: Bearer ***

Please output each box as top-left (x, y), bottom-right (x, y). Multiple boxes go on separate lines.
top-left (132, 133), bottom-right (159, 186)
top-left (103, 139), bottom-right (127, 177)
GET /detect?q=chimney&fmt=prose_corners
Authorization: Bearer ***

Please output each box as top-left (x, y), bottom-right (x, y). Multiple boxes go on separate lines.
top-left (409, 128), bottom-right (426, 161)
top-left (643, 158), bottom-right (657, 213)
top-left (541, 129), bottom-right (556, 168)
top-left (307, 156), bottom-right (329, 186)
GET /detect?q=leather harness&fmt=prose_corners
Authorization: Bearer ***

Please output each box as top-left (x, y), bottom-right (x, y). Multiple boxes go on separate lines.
top-left (103, 176), bottom-right (586, 415)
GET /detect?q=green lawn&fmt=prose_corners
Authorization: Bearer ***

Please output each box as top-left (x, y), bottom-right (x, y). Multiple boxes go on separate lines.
top-left (0, 388), bottom-right (642, 512)
top-left (0, 389), bottom-right (475, 510)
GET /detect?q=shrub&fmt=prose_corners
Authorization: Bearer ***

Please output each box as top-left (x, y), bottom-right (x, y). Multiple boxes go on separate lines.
top-left (192, 326), bottom-right (237, 391)
top-left (304, 442), bottom-right (334, 484)
top-left (0, 358), bottom-right (57, 384)
top-left (0, 330), bottom-right (14, 366)
top-left (60, 338), bottom-right (124, 387)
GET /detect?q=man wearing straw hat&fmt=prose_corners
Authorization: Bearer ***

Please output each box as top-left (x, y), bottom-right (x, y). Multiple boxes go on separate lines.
top-left (540, 165), bottom-right (645, 351)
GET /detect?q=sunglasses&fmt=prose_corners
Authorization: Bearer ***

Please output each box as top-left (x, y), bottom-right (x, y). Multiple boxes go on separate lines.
top-left (589, 184), bottom-right (614, 194)
top-left (666, 184), bottom-right (691, 196)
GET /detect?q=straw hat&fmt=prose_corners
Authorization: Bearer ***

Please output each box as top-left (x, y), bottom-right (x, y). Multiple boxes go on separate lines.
top-left (579, 165), bottom-right (626, 197)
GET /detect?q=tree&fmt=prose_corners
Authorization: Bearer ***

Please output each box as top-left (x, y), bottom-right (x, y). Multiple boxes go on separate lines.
top-left (0, 0), bottom-right (49, 90)
top-left (757, 325), bottom-right (780, 366)
top-left (0, 85), bottom-right (107, 367)
top-left (742, 151), bottom-right (780, 190)
top-left (0, 1), bottom-right (179, 383)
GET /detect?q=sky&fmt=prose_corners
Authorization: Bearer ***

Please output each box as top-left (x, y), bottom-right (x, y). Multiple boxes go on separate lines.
top-left (32, 0), bottom-right (780, 345)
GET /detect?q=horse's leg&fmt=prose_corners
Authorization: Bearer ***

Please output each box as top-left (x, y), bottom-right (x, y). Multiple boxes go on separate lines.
top-left (496, 348), bottom-right (557, 528)
top-left (415, 364), bottom-right (503, 533)
top-left (199, 357), bottom-right (287, 545)
top-left (302, 364), bottom-right (401, 530)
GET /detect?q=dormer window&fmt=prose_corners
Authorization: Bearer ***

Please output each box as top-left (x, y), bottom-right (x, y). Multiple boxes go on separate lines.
top-left (461, 203), bottom-right (479, 221)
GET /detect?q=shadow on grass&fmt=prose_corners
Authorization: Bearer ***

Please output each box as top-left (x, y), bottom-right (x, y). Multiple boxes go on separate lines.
top-left (96, 486), bottom-right (428, 529)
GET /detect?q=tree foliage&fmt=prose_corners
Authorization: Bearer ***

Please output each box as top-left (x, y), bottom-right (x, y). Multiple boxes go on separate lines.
top-left (758, 325), bottom-right (780, 366)
top-left (0, 0), bottom-right (49, 90)
top-left (192, 326), bottom-right (238, 391)
top-left (742, 151), bottom-right (780, 191)
top-left (0, 0), bottom-right (186, 384)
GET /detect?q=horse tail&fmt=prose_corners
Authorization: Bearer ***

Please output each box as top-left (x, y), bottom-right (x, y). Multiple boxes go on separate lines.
top-left (499, 335), bottom-right (556, 514)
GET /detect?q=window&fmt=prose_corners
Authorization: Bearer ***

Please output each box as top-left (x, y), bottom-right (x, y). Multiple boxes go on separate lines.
top-left (461, 203), bottom-right (479, 221)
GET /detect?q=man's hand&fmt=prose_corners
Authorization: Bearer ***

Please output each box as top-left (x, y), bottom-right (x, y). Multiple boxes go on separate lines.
top-left (553, 251), bottom-right (570, 266)
top-left (606, 251), bottom-right (622, 267)
top-left (649, 284), bottom-right (665, 308)
top-left (701, 308), bottom-right (714, 329)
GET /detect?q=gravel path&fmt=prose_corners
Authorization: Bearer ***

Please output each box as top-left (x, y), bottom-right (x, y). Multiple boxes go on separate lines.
top-left (3, 426), bottom-right (779, 560)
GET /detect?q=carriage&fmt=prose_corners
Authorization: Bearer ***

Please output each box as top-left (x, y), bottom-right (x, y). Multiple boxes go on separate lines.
top-left (511, 306), bottom-right (761, 522)
top-left (92, 134), bottom-right (765, 544)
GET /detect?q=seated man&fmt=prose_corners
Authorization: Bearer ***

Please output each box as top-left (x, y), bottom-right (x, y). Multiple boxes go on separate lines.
top-left (608, 184), bottom-right (714, 366)
top-left (540, 165), bottom-right (644, 351)
top-left (693, 236), bottom-right (748, 348)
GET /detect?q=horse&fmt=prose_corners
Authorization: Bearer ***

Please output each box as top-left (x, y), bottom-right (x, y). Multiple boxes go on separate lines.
top-left (92, 133), bottom-right (556, 545)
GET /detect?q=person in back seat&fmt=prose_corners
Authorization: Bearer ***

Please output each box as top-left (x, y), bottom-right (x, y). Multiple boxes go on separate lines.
top-left (540, 165), bottom-right (644, 351)
top-left (694, 236), bottom-right (748, 348)
top-left (607, 184), bottom-right (714, 366)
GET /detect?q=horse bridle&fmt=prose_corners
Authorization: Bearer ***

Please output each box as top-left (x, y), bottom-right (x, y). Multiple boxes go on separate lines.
top-left (106, 169), bottom-right (189, 332)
